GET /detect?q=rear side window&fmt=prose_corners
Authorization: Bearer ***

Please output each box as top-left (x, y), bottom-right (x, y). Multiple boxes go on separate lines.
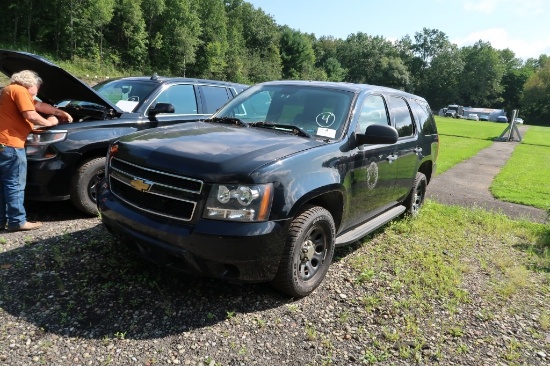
top-left (201, 86), bottom-right (232, 114)
top-left (411, 99), bottom-right (438, 135)
top-left (388, 96), bottom-right (414, 138)
top-left (357, 95), bottom-right (389, 133)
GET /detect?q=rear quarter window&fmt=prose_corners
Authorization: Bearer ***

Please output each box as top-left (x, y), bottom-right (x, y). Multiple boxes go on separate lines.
top-left (411, 99), bottom-right (437, 135)
top-left (388, 96), bottom-right (414, 138)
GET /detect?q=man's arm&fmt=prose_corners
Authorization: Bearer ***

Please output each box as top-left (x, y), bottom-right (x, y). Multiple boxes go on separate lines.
top-left (34, 101), bottom-right (73, 122)
top-left (22, 110), bottom-right (59, 127)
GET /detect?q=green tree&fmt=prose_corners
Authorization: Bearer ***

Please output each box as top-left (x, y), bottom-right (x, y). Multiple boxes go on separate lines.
top-left (400, 29), bottom-right (452, 95)
top-left (156, 0), bottom-right (201, 75)
top-left (521, 58), bottom-right (550, 126)
top-left (192, 0), bottom-right (229, 79)
top-left (459, 41), bottom-right (505, 107)
top-left (420, 45), bottom-right (464, 109)
top-left (339, 33), bottom-right (408, 88)
top-left (107, 0), bottom-right (148, 70)
top-left (141, 0), bottom-right (166, 66)
top-left (223, 0), bottom-right (249, 83)
top-left (279, 27), bottom-right (316, 79)
top-left (313, 36), bottom-right (346, 81)
top-left (239, 2), bottom-right (282, 82)
top-left (499, 48), bottom-right (531, 112)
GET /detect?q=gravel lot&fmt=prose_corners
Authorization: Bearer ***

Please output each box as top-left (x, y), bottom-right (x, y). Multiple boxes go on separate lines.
top-left (1, 197), bottom-right (549, 365)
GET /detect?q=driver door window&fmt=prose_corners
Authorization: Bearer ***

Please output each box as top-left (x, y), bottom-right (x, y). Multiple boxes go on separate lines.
top-left (357, 95), bottom-right (389, 133)
top-left (155, 84), bottom-right (198, 114)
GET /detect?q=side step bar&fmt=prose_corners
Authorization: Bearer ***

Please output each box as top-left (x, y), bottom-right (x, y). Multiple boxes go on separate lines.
top-left (335, 205), bottom-right (406, 246)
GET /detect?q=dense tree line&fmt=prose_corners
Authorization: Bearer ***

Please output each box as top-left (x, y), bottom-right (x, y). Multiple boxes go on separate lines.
top-left (1, 0), bottom-right (549, 125)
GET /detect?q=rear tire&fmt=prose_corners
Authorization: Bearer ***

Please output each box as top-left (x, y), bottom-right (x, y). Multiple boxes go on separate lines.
top-left (70, 157), bottom-right (106, 216)
top-left (405, 172), bottom-right (427, 217)
top-left (271, 205), bottom-right (335, 297)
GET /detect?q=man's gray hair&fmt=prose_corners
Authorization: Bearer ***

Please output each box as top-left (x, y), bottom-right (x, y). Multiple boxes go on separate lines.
top-left (10, 70), bottom-right (43, 88)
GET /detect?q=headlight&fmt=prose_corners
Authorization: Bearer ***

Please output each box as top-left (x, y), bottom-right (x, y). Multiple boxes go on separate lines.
top-left (204, 183), bottom-right (273, 222)
top-left (25, 130), bottom-right (67, 160)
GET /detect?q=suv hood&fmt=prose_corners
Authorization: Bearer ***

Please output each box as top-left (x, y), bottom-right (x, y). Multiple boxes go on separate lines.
top-left (0, 49), bottom-right (119, 111)
top-left (115, 122), bottom-right (324, 180)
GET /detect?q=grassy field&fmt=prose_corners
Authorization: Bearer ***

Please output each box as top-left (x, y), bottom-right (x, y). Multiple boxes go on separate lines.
top-left (435, 116), bottom-right (550, 211)
top-left (348, 200), bottom-right (549, 363)
top-left (435, 116), bottom-right (507, 175)
top-left (491, 126), bottom-right (550, 210)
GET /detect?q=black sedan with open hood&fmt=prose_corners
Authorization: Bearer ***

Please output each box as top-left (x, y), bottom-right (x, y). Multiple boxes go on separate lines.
top-left (0, 49), bottom-right (247, 215)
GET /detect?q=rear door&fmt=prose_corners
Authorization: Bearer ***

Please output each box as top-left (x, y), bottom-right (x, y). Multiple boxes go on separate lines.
top-left (387, 95), bottom-right (420, 201)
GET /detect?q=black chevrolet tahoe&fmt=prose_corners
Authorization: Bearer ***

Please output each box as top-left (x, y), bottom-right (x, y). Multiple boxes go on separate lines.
top-left (0, 49), bottom-right (247, 215)
top-left (97, 80), bottom-right (439, 297)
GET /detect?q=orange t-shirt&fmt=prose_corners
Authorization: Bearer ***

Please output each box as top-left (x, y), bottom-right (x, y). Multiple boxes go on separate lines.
top-left (0, 84), bottom-right (36, 148)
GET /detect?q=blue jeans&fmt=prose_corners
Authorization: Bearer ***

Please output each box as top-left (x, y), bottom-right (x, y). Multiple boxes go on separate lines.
top-left (0, 146), bottom-right (27, 228)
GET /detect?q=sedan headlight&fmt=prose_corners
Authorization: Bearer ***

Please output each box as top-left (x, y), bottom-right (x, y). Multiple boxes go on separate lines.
top-left (26, 130), bottom-right (67, 160)
top-left (204, 183), bottom-right (273, 222)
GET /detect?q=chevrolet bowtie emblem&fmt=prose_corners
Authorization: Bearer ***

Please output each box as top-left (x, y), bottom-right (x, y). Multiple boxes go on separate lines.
top-left (130, 178), bottom-right (153, 192)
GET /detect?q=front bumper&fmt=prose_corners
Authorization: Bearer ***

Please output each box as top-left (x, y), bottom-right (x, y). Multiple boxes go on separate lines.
top-left (25, 152), bottom-right (80, 201)
top-left (98, 187), bottom-right (290, 283)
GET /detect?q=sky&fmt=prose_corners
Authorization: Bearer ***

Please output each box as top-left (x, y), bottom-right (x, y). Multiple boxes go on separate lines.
top-left (246, 0), bottom-right (550, 60)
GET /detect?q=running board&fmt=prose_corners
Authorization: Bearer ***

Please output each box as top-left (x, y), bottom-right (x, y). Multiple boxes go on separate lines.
top-left (335, 205), bottom-right (406, 246)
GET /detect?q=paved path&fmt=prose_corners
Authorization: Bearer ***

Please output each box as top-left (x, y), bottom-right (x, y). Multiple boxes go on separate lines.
top-left (427, 128), bottom-right (548, 224)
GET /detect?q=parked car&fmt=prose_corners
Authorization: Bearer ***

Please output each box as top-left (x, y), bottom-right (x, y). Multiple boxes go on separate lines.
top-left (467, 113), bottom-right (479, 121)
top-left (98, 80), bottom-right (439, 297)
top-left (444, 110), bottom-right (457, 118)
top-left (514, 117), bottom-right (524, 124)
top-left (496, 115), bottom-right (509, 123)
top-left (479, 114), bottom-right (490, 121)
top-left (0, 49), bottom-right (248, 215)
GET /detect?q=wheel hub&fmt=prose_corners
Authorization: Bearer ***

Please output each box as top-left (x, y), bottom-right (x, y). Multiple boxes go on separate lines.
top-left (300, 239), bottom-right (315, 262)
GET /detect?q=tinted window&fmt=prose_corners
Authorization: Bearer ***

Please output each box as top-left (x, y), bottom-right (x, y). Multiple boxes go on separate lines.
top-left (410, 99), bottom-right (437, 135)
top-left (357, 95), bottom-right (389, 133)
top-left (201, 86), bottom-right (231, 114)
top-left (388, 96), bottom-right (414, 138)
top-left (155, 84), bottom-right (197, 114)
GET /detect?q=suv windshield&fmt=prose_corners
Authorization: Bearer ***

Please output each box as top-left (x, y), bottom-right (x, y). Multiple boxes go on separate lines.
top-left (56, 80), bottom-right (158, 113)
top-left (214, 85), bottom-right (353, 140)
top-left (92, 80), bottom-right (158, 112)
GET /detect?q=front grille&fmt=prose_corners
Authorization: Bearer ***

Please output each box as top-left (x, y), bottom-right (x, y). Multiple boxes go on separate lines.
top-left (109, 157), bottom-right (203, 221)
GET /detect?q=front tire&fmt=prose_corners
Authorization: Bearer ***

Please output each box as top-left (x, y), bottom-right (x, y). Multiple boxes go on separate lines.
top-left (271, 205), bottom-right (335, 297)
top-left (70, 157), bottom-right (106, 216)
top-left (405, 172), bottom-right (427, 217)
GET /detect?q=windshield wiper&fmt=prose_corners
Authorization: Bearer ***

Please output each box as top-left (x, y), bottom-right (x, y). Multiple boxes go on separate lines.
top-left (205, 116), bottom-right (248, 127)
top-left (249, 122), bottom-right (312, 138)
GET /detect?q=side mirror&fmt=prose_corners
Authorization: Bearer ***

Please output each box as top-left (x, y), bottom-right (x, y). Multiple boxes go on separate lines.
top-left (148, 102), bottom-right (175, 116)
top-left (356, 124), bottom-right (398, 145)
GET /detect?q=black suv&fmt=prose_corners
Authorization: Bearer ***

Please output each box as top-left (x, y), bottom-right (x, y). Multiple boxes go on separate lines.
top-left (0, 49), bottom-right (247, 215)
top-left (98, 80), bottom-right (439, 297)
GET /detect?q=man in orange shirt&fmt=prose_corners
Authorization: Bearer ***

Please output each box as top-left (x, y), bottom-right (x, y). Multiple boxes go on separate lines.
top-left (0, 70), bottom-right (73, 231)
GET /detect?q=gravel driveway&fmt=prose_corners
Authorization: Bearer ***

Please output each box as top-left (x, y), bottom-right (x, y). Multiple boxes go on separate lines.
top-left (1, 143), bottom-right (549, 365)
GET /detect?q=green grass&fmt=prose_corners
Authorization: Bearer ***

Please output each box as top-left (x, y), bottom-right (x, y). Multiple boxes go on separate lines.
top-left (349, 201), bottom-right (550, 362)
top-left (434, 117), bottom-right (504, 175)
top-left (435, 116), bottom-right (507, 140)
top-left (491, 126), bottom-right (550, 210)
top-left (435, 117), bottom-right (550, 212)
top-left (436, 135), bottom-right (493, 174)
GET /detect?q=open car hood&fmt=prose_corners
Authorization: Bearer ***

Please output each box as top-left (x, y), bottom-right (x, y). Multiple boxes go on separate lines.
top-left (0, 49), bottom-right (120, 112)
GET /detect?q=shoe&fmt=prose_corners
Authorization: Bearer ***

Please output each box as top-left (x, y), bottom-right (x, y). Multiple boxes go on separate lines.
top-left (7, 221), bottom-right (43, 231)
